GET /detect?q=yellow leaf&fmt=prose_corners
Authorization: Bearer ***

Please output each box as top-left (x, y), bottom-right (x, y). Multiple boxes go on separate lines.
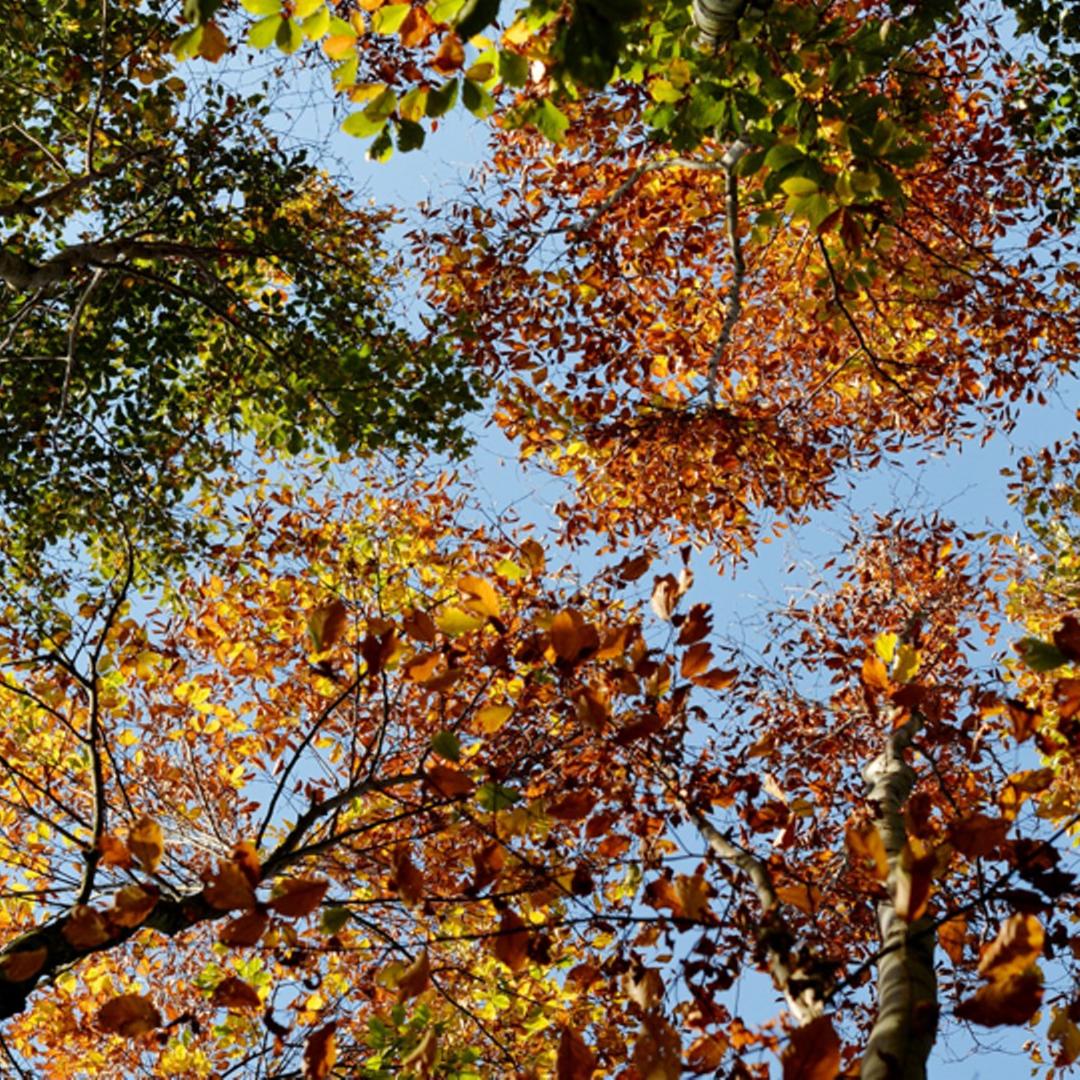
top-left (458, 575), bottom-right (501, 618)
top-left (435, 606), bottom-right (485, 637)
top-left (477, 703), bottom-right (513, 733)
top-left (874, 631), bottom-right (898, 663)
top-left (893, 643), bottom-right (921, 683)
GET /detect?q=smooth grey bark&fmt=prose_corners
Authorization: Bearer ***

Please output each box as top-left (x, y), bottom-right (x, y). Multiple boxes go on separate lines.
top-left (861, 714), bottom-right (939, 1080)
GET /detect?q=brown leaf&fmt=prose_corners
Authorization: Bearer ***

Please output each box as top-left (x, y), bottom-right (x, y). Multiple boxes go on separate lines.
top-left (978, 914), bottom-right (1044, 980)
top-left (308, 598), bottom-right (347, 652)
top-left (391, 846), bottom-right (425, 906)
top-left (632, 1012), bottom-right (681, 1080)
top-left (219, 910), bottom-right (270, 948)
top-left (1056, 678), bottom-right (1080, 721)
top-left (557, 1025), bottom-right (597, 1079)
top-left (1053, 615), bottom-right (1080, 662)
top-left (198, 20), bottom-right (229, 62)
top-left (676, 603), bottom-right (712, 645)
top-left (939, 915), bottom-right (968, 966)
top-left (674, 873), bottom-right (711, 920)
top-left (62, 905), bottom-right (110, 949)
top-left (687, 1033), bottom-right (728, 1071)
top-left (573, 685), bottom-right (609, 730)
top-left (108, 884), bottom-right (158, 929)
top-left (397, 948), bottom-right (431, 1001)
top-left (650, 575), bottom-right (680, 621)
top-left (431, 32), bottom-right (464, 76)
top-left (693, 667), bottom-right (738, 691)
top-left (546, 790), bottom-right (596, 822)
top-left (97, 993), bottom-right (161, 1037)
top-left (402, 608), bottom-right (437, 643)
top-left (680, 642), bottom-right (713, 679)
top-left (956, 972), bottom-right (1043, 1026)
top-left (426, 763), bottom-right (475, 798)
top-left (626, 964), bottom-right (665, 1011)
top-left (0, 947), bottom-right (47, 983)
top-left (470, 841), bottom-right (505, 893)
top-left (948, 814), bottom-right (1009, 859)
top-left (550, 609), bottom-right (599, 663)
top-left (493, 909), bottom-right (530, 972)
top-left (303, 1021), bottom-right (337, 1080)
top-left (617, 552), bottom-right (652, 582)
top-left (128, 815), bottom-right (164, 873)
top-left (212, 976), bottom-right (262, 1011)
top-left (781, 1014), bottom-right (841, 1080)
top-left (268, 877), bottom-right (328, 919)
top-left (204, 862), bottom-right (257, 911)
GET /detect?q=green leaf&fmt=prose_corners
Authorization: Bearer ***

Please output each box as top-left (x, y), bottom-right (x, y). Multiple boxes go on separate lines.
top-left (342, 111), bottom-right (388, 138)
top-left (425, 79), bottom-right (459, 118)
top-left (1017, 637), bottom-right (1069, 672)
top-left (368, 125), bottom-right (394, 162)
top-left (498, 49), bottom-right (529, 87)
top-left (372, 4), bottom-right (411, 33)
top-left (764, 143), bottom-right (805, 170)
top-left (320, 906), bottom-right (352, 934)
top-left (431, 730), bottom-right (461, 762)
top-left (461, 79), bottom-right (495, 118)
top-left (293, 0), bottom-right (324, 17)
top-left (781, 175), bottom-right (819, 196)
top-left (530, 98), bottom-right (569, 142)
top-left (248, 13), bottom-right (283, 47)
top-left (454, 0), bottom-right (500, 41)
top-left (395, 119), bottom-right (426, 152)
top-left (477, 783), bottom-right (521, 811)
top-left (276, 17), bottom-right (303, 52)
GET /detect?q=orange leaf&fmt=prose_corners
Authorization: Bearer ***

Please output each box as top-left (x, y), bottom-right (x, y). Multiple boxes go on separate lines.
top-left (0, 947), bottom-right (47, 983)
top-left (198, 20), bottom-right (229, 62)
top-left (97, 993), bottom-right (161, 1036)
top-left (687, 1033), bottom-right (728, 1071)
top-left (128, 815), bottom-right (164, 873)
top-left (431, 33), bottom-right (464, 75)
top-left (978, 914), bottom-right (1044, 980)
top-left (308, 598), bottom-right (347, 652)
top-left (212, 976), bottom-right (262, 1011)
top-left (399, 5), bottom-right (436, 47)
top-left (405, 650), bottom-right (442, 682)
top-left (231, 840), bottom-right (262, 886)
top-left (550, 609), bottom-right (599, 663)
top-left (62, 905), bottom-right (110, 949)
top-left (303, 1021), bottom-right (338, 1080)
top-left (204, 862), bottom-right (257, 911)
top-left (268, 877), bottom-right (329, 918)
top-left (845, 822), bottom-right (888, 880)
top-left (680, 642), bottom-right (713, 679)
top-left (616, 552), bottom-right (652, 582)
top-left (493, 909), bottom-right (529, 972)
top-left (956, 972), bottom-right (1043, 1026)
top-left (862, 653), bottom-right (891, 692)
top-left (108, 885), bottom-right (158, 929)
top-left (426, 763), bottom-right (475, 797)
top-left (556, 1025), bottom-right (597, 1079)
top-left (775, 884), bottom-right (822, 914)
top-left (396, 948), bottom-right (431, 1000)
top-left (674, 872), bottom-right (711, 920)
top-left (1056, 678), bottom-right (1080, 721)
top-left (403, 1028), bottom-right (439, 1073)
top-left (693, 666), bottom-right (738, 691)
top-left (97, 832), bottom-right (132, 869)
top-left (632, 1012), bottom-right (682, 1080)
top-left (219, 910), bottom-right (270, 948)
top-left (781, 1014), bottom-right (841, 1080)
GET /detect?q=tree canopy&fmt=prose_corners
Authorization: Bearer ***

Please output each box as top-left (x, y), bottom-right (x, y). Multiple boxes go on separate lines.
top-left (0, 0), bottom-right (1078, 1077)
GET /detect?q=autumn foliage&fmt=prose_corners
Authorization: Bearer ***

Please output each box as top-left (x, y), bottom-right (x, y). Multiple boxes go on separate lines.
top-left (1, 0), bottom-right (1079, 1076)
